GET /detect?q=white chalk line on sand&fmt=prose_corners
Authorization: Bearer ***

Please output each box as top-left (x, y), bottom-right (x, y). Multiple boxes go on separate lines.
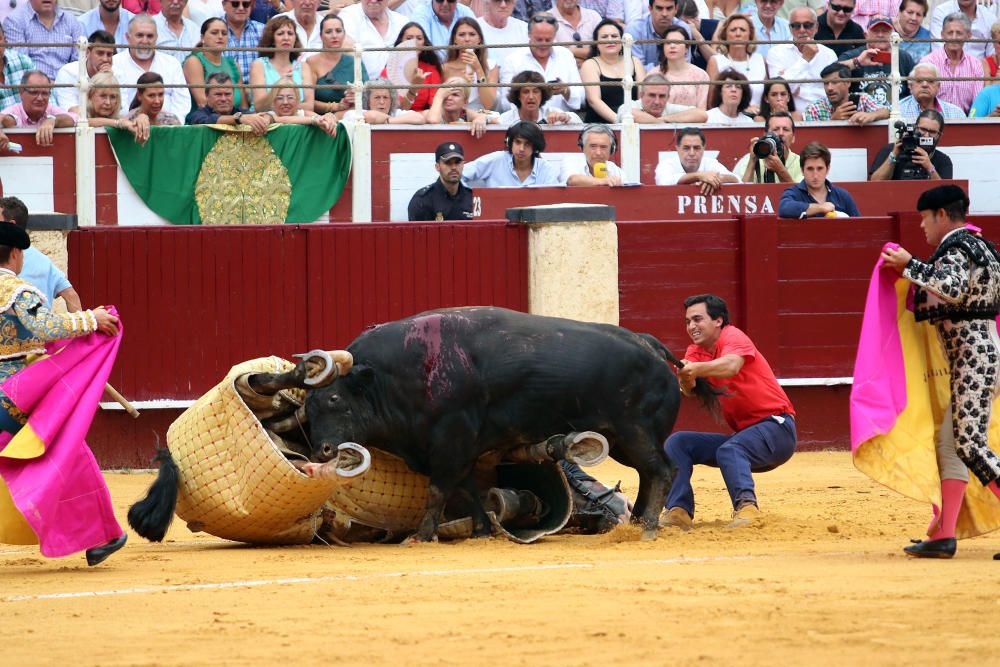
top-left (3, 555), bottom-right (756, 603)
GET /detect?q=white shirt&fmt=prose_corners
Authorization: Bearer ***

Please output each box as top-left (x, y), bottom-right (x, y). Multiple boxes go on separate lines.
top-left (499, 46), bottom-right (584, 112)
top-left (277, 10), bottom-right (326, 52)
top-left (560, 155), bottom-right (624, 183)
top-left (112, 50), bottom-right (189, 124)
top-left (497, 104), bottom-right (582, 126)
top-left (930, 1), bottom-right (997, 59)
top-left (339, 4), bottom-right (410, 78)
top-left (765, 42), bottom-right (837, 110)
top-left (153, 13), bottom-right (201, 62)
top-left (705, 107), bottom-right (757, 125)
top-left (477, 16), bottom-right (529, 70)
top-left (616, 99), bottom-right (696, 121)
top-left (186, 0), bottom-right (225, 28)
top-left (655, 154), bottom-right (737, 185)
top-left (53, 60), bottom-right (87, 111)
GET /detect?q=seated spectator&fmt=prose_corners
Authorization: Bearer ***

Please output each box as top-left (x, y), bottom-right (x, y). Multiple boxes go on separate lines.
top-left (3, 0), bottom-right (85, 79)
top-left (476, 0), bottom-right (529, 71)
top-left (562, 123), bottom-right (624, 186)
top-left (734, 111), bottom-right (803, 183)
top-left (424, 76), bottom-right (493, 136)
top-left (869, 108), bottom-right (952, 180)
top-left (183, 17), bottom-right (247, 119)
top-left (412, 0), bottom-right (474, 60)
top-left (707, 14), bottom-right (767, 112)
top-left (754, 78), bottom-right (804, 121)
top-left (895, 0), bottom-right (933, 62)
top-left (766, 7), bottom-right (838, 109)
top-left (384, 22), bottom-right (442, 113)
top-left (276, 0), bottom-right (322, 50)
top-left (617, 72), bottom-right (708, 122)
top-left (653, 25), bottom-right (710, 109)
top-left (128, 70), bottom-right (182, 124)
top-left (308, 14), bottom-right (368, 116)
top-left (80, 0), bottom-right (135, 48)
top-left (341, 77), bottom-right (426, 124)
top-left (751, 0), bottom-right (792, 59)
top-left (580, 19), bottom-right (644, 124)
top-left (983, 19), bottom-right (1000, 78)
top-left (803, 62), bottom-right (887, 123)
top-left (920, 12), bottom-right (984, 113)
top-left (970, 80), bottom-right (1000, 116)
top-left (815, 0), bottom-right (866, 57)
top-left (112, 14), bottom-right (189, 120)
top-left (0, 69), bottom-right (76, 147)
top-left (188, 70), bottom-right (270, 133)
top-left (0, 22), bottom-right (35, 113)
top-left (265, 76), bottom-right (338, 136)
top-left (706, 69), bottom-right (756, 125)
top-left (462, 120), bottom-right (563, 187)
top-left (155, 0), bottom-right (200, 61)
top-left (249, 15), bottom-right (315, 111)
top-left (551, 0), bottom-right (601, 66)
top-left (655, 126), bottom-right (739, 192)
top-left (838, 15), bottom-right (915, 107)
top-left (500, 13), bottom-right (584, 112)
top-left (86, 71), bottom-right (151, 142)
top-left (338, 0), bottom-right (409, 77)
top-left (222, 0), bottom-right (265, 83)
top-left (676, 0), bottom-right (720, 69)
top-left (626, 0), bottom-right (692, 72)
top-left (900, 62), bottom-right (967, 118)
top-left (778, 140), bottom-right (861, 218)
top-left (931, 0), bottom-right (997, 60)
top-left (499, 70), bottom-right (582, 125)
top-left (54, 30), bottom-right (114, 112)
top-left (408, 141), bottom-right (476, 222)
top-left (440, 18), bottom-right (499, 112)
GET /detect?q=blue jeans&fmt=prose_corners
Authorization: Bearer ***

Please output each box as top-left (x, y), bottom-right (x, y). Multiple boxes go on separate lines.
top-left (664, 414), bottom-right (797, 516)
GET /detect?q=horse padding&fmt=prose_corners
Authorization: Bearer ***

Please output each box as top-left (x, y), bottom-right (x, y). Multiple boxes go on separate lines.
top-left (167, 357), bottom-right (341, 544)
top-left (324, 449), bottom-right (429, 532)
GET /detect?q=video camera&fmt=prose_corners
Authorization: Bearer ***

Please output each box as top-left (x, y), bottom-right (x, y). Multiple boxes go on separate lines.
top-left (894, 120), bottom-right (935, 180)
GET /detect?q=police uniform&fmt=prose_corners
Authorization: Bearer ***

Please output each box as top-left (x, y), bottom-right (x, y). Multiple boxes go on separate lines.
top-left (407, 179), bottom-right (475, 222)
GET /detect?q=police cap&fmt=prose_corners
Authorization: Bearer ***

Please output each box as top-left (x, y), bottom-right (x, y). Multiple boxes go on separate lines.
top-left (435, 142), bottom-right (464, 162)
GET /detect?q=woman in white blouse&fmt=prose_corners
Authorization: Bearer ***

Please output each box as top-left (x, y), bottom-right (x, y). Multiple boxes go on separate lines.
top-left (705, 68), bottom-right (756, 125)
top-left (706, 13), bottom-right (766, 113)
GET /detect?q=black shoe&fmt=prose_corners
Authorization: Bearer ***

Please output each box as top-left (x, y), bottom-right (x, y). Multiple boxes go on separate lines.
top-left (903, 537), bottom-right (956, 559)
top-left (86, 533), bottom-right (128, 567)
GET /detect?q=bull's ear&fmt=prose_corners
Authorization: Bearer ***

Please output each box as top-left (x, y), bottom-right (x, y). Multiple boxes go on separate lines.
top-left (344, 365), bottom-right (375, 393)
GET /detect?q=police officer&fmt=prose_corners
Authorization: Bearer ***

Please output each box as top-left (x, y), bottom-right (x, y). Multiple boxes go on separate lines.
top-left (408, 142), bottom-right (476, 222)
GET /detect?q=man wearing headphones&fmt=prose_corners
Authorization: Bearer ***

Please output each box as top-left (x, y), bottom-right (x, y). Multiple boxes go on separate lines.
top-left (563, 124), bottom-right (624, 187)
top-left (461, 121), bottom-right (564, 187)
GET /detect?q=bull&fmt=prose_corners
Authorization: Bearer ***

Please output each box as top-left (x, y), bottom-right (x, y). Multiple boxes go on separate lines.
top-left (247, 307), bottom-right (708, 541)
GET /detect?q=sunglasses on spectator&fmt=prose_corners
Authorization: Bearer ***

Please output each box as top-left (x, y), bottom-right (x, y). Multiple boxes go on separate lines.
top-left (435, 0), bottom-right (457, 3)
top-left (758, 0), bottom-right (782, 4)
top-left (789, 21), bottom-right (816, 29)
top-left (531, 15), bottom-right (557, 24)
top-left (227, 0), bottom-right (252, 6)
top-left (828, 2), bottom-right (854, 12)
top-left (493, 0), bottom-right (515, 4)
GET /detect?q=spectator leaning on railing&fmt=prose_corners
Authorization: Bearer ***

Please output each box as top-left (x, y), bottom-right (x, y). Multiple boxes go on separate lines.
top-left (188, 69), bottom-right (271, 131)
top-left (931, 0), bottom-right (996, 60)
top-left (499, 70), bottom-right (581, 125)
top-left (617, 72), bottom-right (708, 122)
top-left (80, 0), bottom-right (135, 49)
top-left (869, 108), bottom-right (951, 180)
top-left (899, 61), bottom-right (966, 118)
top-left (500, 13), bottom-right (584, 112)
top-left (734, 111), bottom-right (803, 183)
top-left (766, 7), bottom-right (838, 110)
top-left (803, 61), bottom-right (888, 123)
top-left (3, 0), bottom-right (85, 79)
top-left (655, 126), bottom-right (739, 192)
top-left (128, 70), bottom-right (182, 124)
top-left (85, 70), bottom-right (152, 143)
top-left (424, 75), bottom-right (494, 135)
top-left (0, 21), bottom-right (35, 111)
top-left (112, 14), bottom-right (189, 121)
top-left (0, 69), bottom-right (76, 148)
top-left (754, 77), bottom-right (804, 121)
top-left (920, 11), bottom-right (984, 113)
top-left (55, 29), bottom-right (115, 112)
top-left (705, 68), bottom-right (756, 124)
top-left (778, 140), bottom-right (860, 218)
top-left (266, 75), bottom-right (338, 135)
top-left (341, 77), bottom-right (425, 124)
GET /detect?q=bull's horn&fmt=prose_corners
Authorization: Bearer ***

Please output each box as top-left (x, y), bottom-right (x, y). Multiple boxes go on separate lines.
top-left (333, 442), bottom-right (370, 478)
top-left (330, 350), bottom-right (353, 376)
top-left (301, 443), bottom-right (371, 481)
top-left (292, 350), bottom-right (336, 386)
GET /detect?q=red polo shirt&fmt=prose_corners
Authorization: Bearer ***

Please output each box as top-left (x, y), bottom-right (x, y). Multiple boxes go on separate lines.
top-left (685, 325), bottom-right (795, 432)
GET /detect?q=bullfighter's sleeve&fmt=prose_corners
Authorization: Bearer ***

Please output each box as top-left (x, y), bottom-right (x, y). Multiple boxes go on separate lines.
top-left (902, 246), bottom-right (970, 304)
top-left (12, 291), bottom-right (98, 341)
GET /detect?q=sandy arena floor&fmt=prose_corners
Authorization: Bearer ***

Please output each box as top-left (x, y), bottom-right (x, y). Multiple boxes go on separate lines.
top-left (3, 451), bottom-right (1000, 666)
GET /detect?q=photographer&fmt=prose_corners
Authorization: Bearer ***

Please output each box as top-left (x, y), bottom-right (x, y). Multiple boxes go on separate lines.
top-left (868, 109), bottom-right (952, 181)
top-left (734, 112), bottom-right (802, 184)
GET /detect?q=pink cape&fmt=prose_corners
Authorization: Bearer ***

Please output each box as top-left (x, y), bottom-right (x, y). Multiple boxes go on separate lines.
top-left (0, 312), bottom-right (123, 558)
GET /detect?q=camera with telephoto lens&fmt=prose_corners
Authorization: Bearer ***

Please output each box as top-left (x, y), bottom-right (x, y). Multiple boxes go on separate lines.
top-left (752, 132), bottom-right (785, 161)
top-left (894, 120), bottom-right (935, 180)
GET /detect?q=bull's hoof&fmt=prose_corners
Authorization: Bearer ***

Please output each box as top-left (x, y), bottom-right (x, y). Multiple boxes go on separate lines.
top-left (640, 528), bottom-right (658, 541)
top-left (401, 533), bottom-right (439, 546)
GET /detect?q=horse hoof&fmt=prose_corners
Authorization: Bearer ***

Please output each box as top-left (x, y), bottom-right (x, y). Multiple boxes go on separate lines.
top-left (641, 528), bottom-right (658, 541)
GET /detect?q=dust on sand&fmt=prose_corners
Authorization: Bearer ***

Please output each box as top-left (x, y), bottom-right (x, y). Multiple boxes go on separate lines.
top-left (2, 452), bottom-right (999, 666)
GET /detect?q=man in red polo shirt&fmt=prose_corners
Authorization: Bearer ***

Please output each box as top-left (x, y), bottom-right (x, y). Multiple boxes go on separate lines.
top-left (661, 294), bottom-right (797, 530)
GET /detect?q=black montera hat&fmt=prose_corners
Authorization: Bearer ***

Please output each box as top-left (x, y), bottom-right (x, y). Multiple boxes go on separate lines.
top-left (916, 185), bottom-right (969, 213)
top-left (0, 223), bottom-right (30, 249)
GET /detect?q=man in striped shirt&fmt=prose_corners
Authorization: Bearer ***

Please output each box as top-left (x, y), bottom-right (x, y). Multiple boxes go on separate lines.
top-left (0, 22), bottom-right (34, 110)
top-left (223, 0), bottom-right (264, 83)
top-left (898, 62), bottom-right (967, 118)
top-left (919, 12), bottom-right (984, 112)
top-left (2, 0), bottom-right (85, 78)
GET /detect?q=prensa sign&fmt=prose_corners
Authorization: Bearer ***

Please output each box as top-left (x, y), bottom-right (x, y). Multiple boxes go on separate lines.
top-left (676, 194), bottom-right (776, 216)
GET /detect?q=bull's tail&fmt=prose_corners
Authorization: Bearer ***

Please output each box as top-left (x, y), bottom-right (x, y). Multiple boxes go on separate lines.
top-left (127, 447), bottom-right (179, 542)
top-left (638, 333), bottom-right (724, 422)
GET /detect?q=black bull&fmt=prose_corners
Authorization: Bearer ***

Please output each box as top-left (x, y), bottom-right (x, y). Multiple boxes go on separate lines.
top-left (254, 307), bottom-right (692, 540)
